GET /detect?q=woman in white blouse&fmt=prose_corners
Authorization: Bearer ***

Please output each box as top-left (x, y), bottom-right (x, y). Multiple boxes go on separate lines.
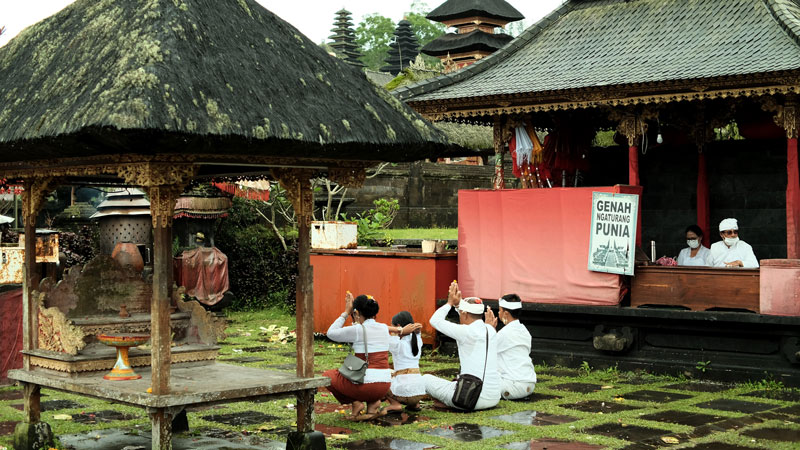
top-left (380, 311), bottom-right (425, 415)
top-left (677, 224), bottom-right (710, 266)
top-left (324, 292), bottom-right (392, 421)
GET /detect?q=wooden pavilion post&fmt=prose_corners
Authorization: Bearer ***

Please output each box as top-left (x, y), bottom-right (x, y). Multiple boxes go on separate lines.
top-left (782, 98), bottom-right (800, 259)
top-left (618, 115), bottom-right (644, 247)
top-left (493, 116), bottom-right (506, 189)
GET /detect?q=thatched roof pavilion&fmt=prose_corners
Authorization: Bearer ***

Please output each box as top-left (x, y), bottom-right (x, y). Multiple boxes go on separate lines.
top-left (0, 1), bottom-right (455, 449)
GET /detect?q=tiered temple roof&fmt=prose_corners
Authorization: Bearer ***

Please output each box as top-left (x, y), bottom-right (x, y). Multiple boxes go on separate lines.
top-left (422, 0), bottom-right (523, 71)
top-left (328, 9), bottom-right (365, 68)
top-left (381, 20), bottom-right (420, 76)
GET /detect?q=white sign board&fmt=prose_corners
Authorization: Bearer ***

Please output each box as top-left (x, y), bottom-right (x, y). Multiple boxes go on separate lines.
top-left (588, 192), bottom-right (639, 276)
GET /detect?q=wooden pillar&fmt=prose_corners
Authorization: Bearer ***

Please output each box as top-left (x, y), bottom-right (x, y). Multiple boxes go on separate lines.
top-left (697, 152), bottom-right (711, 248)
top-left (148, 185), bottom-right (180, 396)
top-left (783, 101), bottom-right (800, 259)
top-left (493, 116), bottom-right (505, 190)
top-left (618, 115), bottom-right (644, 187)
top-left (148, 407), bottom-right (178, 450)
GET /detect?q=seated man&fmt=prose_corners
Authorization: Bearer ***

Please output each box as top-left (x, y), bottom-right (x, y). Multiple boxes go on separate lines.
top-left (485, 294), bottom-right (536, 400)
top-left (422, 282), bottom-right (500, 410)
top-left (708, 218), bottom-right (759, 268)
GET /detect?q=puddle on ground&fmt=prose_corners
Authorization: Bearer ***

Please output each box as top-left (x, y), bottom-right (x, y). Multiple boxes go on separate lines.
top-left (0, 421), bottom-right (16, 436)
top-left (742, 427), bottom-right (800, 441)
top-left (551, 383), bottom-right (603, 393)
top-left (373, 412), bottom-right (430, 427)
top-left (265, 363), bottom-right (296, 371)
top-left (515, 392), bottom-right (562, 402)
top-left (72, 410), bottom-right (138, 424)
top-left (41, 399), bottom-right (86, 411)
top-left (662, 382), bottom-right (731, 393)
top-left (560, 400), bottom-right (640, 413)
top-left (421, 423), bottom-right (512, 442)
top-left (687, 443), bottom-right (762, 450)
top-left (221, 356), bottom-right (266, 363)
top-left (503, 439), bottom-right (604, 450)
top-left (491, 410), bottom-right (576, 426)
top-left (339, 437), bottom-right (439, 450)
top-left (694, 398), bottom-right (774, 413)
top-left (640, 410), bottom-right (724, 427)
top-left (0, 390), bottom-right (22, 401)
top-left (201, 411), bottom-right (278, 426)
top-left (743, 389), bottom-right (800, 402)
top-left (586, 423), bottom-right (669, 441)
top-left (621, 390), bottom-right (693, 403)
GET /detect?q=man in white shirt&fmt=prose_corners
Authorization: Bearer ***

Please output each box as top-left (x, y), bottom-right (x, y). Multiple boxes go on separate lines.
top-left (485, 294), bottom-right (537, 400)
top-left (707, 218), bottom-right (759, 268)
top-left (422, 282), bottom-right (501, 410)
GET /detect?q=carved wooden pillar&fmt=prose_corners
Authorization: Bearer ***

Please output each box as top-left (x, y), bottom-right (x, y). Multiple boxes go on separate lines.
top-left (617, 115), bottom-right (645, 186)
top-left (493, 116), bottom-right (505, 189)
top-left (783, 98), bottom-right (800, 259)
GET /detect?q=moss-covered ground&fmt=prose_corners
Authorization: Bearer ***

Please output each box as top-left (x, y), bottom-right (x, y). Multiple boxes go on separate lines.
top-left (1, 308), bottom-right (799, 449)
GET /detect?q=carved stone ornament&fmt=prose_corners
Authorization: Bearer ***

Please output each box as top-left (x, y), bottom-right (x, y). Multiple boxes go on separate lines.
top-left (36, 291), bottom-right (86, 355)
top-left (176, 296), bottom-right (227, 345)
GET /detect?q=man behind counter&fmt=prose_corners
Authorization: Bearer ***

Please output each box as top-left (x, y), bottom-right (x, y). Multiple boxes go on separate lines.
top-left (708, 218), bottom-right (759, 268)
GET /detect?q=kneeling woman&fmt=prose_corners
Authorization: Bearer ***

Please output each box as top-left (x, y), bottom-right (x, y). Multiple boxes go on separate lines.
top-left (324, 292), bottom-right (391, 420)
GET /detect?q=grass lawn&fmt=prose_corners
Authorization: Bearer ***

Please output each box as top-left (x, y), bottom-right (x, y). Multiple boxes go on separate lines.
top-left (383, 228), bottom-right (457, 240)
top-left (2, 307), bottom-right (799, 449)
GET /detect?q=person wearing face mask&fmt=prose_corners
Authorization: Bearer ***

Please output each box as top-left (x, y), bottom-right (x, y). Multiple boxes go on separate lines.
top-left (676, 225), bottom-right (710, 266)
top-left (708, 218), bottom-right (759, 268)
top-left (484, 294), bottom-right (537, 400)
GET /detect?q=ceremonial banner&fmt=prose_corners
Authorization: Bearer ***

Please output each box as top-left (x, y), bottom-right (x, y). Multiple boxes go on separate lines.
top-left (588, 192), bottom-right (639, 275)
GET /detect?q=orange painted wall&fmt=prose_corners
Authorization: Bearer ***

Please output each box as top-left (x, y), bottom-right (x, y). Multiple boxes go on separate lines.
top-left (311, 252), bottom-right (457, 344)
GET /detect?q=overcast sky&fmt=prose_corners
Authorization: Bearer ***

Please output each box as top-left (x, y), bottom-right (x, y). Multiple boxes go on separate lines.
top-left (0, 0), bottom-right (566, 47)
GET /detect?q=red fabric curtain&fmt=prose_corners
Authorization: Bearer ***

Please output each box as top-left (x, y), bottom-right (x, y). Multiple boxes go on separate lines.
top-left (697, 152), bottom-right (711, 248)
top-left (628, 145), bottom-right (640, 186)
top-left (788, 138), bottom-right (800, 258)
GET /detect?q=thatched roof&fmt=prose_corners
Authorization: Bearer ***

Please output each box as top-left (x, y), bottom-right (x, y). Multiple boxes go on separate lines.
top-left (0, 0), bottom-right (454, 166)
top-left (421, 30), bottom-right (515, 57)
top-left (427, 0), bottom-right (524, 24)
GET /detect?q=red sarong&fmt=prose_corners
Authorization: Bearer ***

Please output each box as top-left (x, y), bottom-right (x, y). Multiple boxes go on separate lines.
top-left (324, 351), bottom-right (390, 404)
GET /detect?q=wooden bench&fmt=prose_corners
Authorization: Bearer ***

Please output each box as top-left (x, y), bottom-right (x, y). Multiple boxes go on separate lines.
top-left (630, 266), bottom-right (760, 312)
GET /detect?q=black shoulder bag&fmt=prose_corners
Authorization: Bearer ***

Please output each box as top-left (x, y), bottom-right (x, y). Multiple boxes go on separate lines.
top-left (451, 326), bottom-right (488, 411)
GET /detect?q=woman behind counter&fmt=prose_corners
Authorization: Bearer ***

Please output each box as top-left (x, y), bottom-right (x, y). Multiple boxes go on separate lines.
top-left (677, 224), bottom-right (710, 266)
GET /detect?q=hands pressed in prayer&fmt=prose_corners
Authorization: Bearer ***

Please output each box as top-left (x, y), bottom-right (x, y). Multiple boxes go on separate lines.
top-left (484, 308), bottom-right (498, 329)
top-left (344, 291), bottom-right (354, 315)
top-left (448, 281), bottom-right (461, 308)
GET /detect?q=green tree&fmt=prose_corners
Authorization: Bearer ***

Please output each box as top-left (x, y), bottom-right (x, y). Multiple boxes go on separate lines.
top-left (356, 14), bottom-right (396, 71)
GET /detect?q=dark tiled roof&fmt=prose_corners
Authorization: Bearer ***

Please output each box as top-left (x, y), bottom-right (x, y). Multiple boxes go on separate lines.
top-left (427, 0), bottom-right (525, 23)
top-left (398, 0), bottom-right (800, 102)
top-left (421, 30), bottom-right (515, 57)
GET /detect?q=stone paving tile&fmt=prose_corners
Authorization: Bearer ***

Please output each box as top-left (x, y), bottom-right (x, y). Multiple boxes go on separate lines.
top-left (200, 411), bottom-right (278, 426)
top-left (618, 378), bottom-right (659, 385)
top-left (688, 416), bottom-right (765, 438)
top-left (41, 399), bottom-right (86, 411)
top-left (0, 390), bottom-right (23, 401)
top-left (265, 363), bottom-right (296, 371)
top-left (515, 392), bottom-right (563, 402)
top-left (742, 389), bottom-right (800, 402)
top-left (539, 368), bottom-right (581, 377)
top-left (662, 382), bottom-right (732, 393)
top-left (585, 423), bottom-right (669, 441)
top-left (742, 427), bottom-right (800, 441)
top-left (71, 410), bottom-right (138, 424)
top-left (220, 356), bottom-right (266, 363)
top-left (10, 403), bottom-right (22, 411)
top-left (694, 399), bottom-right (775, 414)
top-left (774, 404), bottom-right (800, 415)
top-left (339, 437), bottom-right (439, 450)
top-left (686, 443), bottom-right (763, 450)
top-left (491, 410), bottom-right (577, 426)
top-left (621, 390), bottom-right (693, 403)
top-left (640, 410), bottom-right (725, 427)
top-left (0, 420), bottom-right (16, 436)
top-left (243, 346), bottom-right (272, 352)
top-left (551, 383), bottom-right (603, 393)
top-left (503, 438), bottom-right (605, 450)
top-left (561, 400), bottom-right (640, 413)
top-left (421, 423), bottom-right (512, 442)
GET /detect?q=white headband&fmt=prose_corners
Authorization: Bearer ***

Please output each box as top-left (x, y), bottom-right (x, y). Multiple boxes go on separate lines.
top-left (719, 218), bottom-right (738, 232)
top-left (457, 298), bottom-right (485, 314)
top-left (499, 299), bottom-right (522, 310)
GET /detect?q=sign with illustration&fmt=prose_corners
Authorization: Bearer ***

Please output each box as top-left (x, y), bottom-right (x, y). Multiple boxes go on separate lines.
top-left (588, 192), bottom-right (638, 275)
